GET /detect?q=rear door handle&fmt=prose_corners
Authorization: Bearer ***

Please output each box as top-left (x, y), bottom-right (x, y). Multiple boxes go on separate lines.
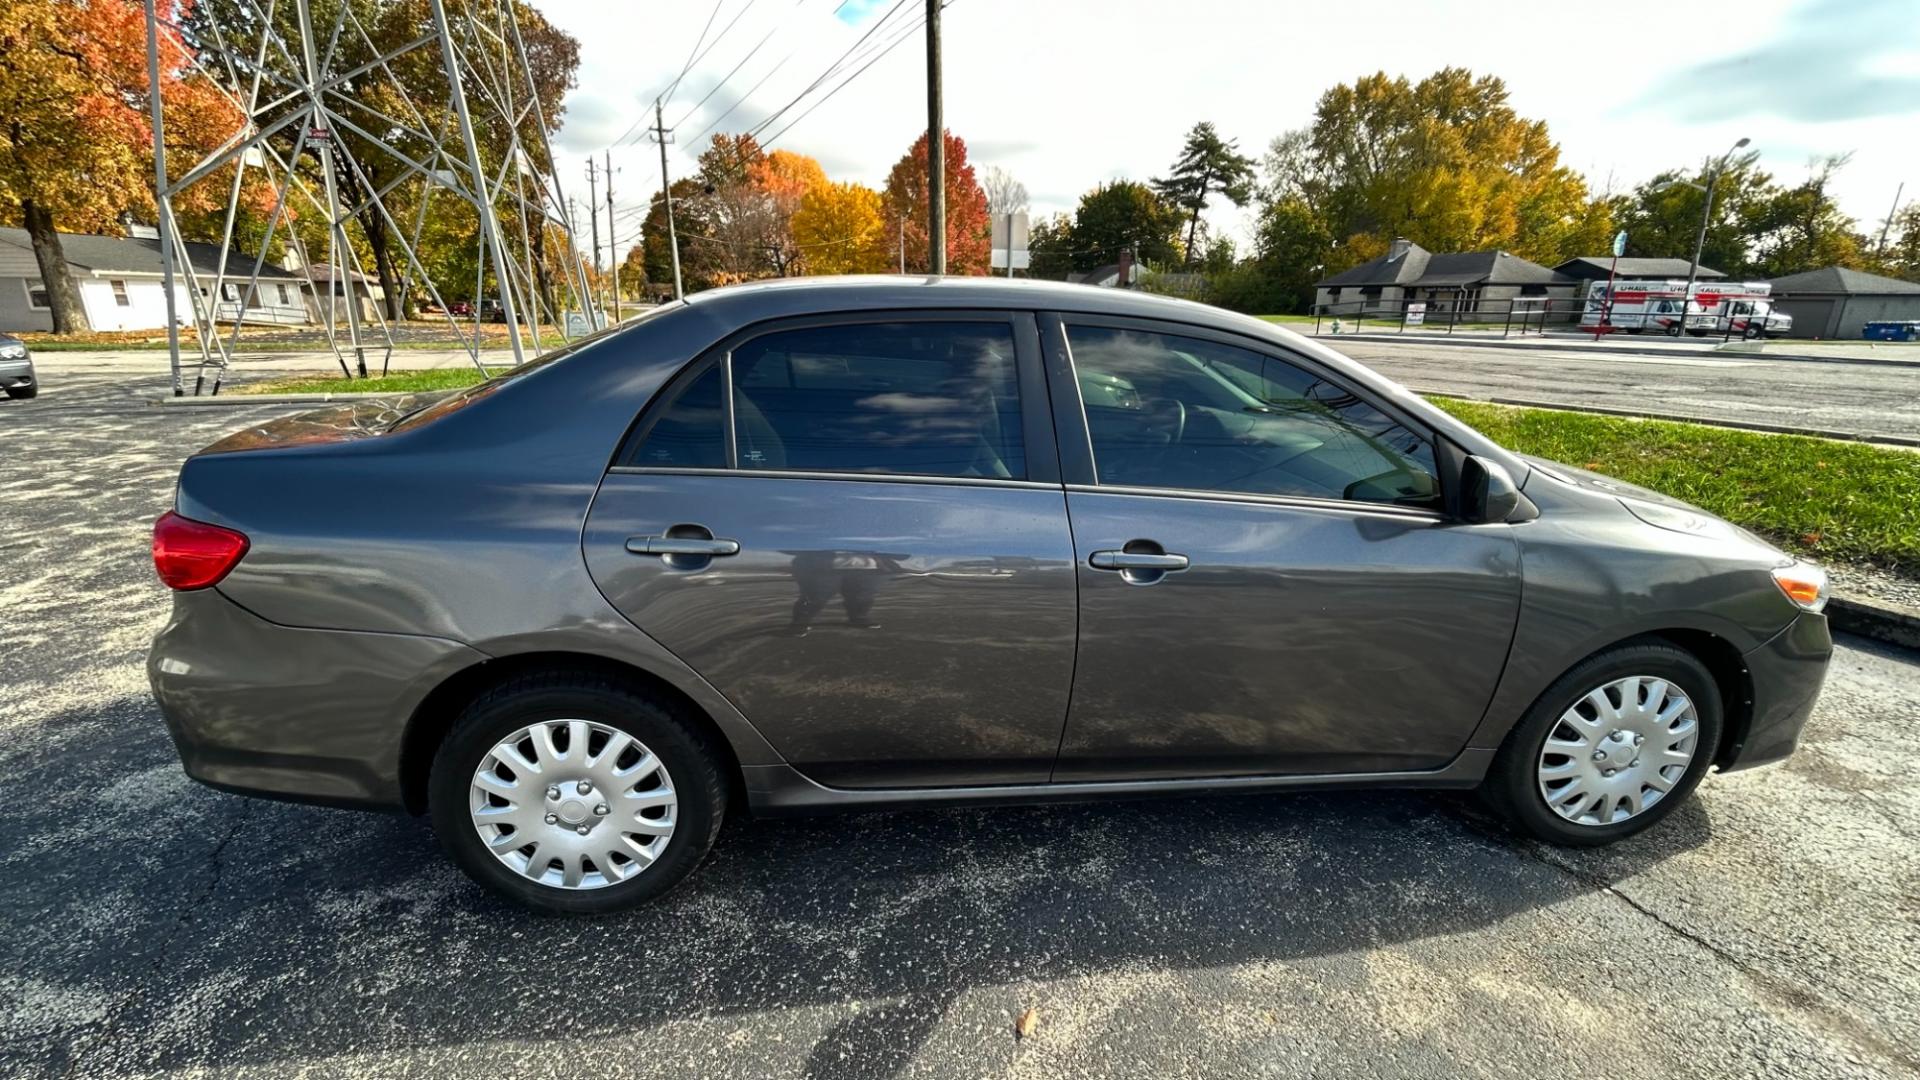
top-left (627, 536), bottom-right (741, 556)
top-left (1089, 550), bottom-right (1189, 571)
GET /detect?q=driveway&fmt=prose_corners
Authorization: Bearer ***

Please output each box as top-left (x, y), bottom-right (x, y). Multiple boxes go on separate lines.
top-left (2, 380), bottom-right (1917, 1079)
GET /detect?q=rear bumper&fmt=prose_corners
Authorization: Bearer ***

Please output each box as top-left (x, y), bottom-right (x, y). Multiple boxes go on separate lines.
top-left (149, 589), bottom-right (483, 809)
top-left (1722, 611), bottom-right (1832, 771)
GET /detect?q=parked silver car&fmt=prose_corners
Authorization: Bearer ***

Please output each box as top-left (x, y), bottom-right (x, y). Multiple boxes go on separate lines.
top-left (0, 334), bottom-right (36, 400)
top-left (149, 278), bottom-right (1832, 913)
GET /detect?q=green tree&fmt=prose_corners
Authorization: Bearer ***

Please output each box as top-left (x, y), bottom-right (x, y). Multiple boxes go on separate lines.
top-left (1299, 68), bottom-right (1605, 268)
top-left (1614, 152), bottom-right (1775, 275)
top-left (1067, 181), bottom-right (1184, 271)
top-left (1747, 155), bottom-right (1869, 278)
top-left (1151, 121), bottom-right (1256, 266)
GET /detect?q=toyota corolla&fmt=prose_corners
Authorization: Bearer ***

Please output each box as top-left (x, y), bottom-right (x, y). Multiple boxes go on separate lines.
top-left (148, 278), bottom-right (1831, 913)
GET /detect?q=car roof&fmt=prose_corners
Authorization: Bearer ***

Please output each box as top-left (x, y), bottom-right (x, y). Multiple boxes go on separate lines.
top-left (679, 274), bottom-right (1258, 327)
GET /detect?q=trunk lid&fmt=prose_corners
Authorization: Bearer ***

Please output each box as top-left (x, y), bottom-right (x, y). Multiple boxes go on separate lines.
top-left (195, 393), bottom-right (448, 455)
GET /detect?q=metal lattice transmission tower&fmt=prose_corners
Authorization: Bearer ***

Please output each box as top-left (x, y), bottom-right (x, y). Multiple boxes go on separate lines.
top-left (143, 0), bottom-right (601, 395)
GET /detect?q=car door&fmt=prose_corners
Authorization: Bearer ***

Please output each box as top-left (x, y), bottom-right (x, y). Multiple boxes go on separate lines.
top-left (583, 312), bottom-right (1078, 789)
top-left (1042, 314), bottom-right (1523, 781)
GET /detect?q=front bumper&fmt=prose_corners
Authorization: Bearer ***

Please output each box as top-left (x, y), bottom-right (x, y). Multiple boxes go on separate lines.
top-left (149, 588), bottom-right (484, 809)
top-left (0, 357), bottom-right (32, 389)
top-left (1722, 611), bottom-right (1832, 771)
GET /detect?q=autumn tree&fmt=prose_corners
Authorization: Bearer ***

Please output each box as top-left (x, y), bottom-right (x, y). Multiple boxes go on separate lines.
top-left (882, 130), bottom-right (990, 274)
top-left (0, 0), bottom-right (243, 332)
top-left (750, 150), bottom-right (827, 275)
top-left (1290, 68), bottom-right (1607, 270)
top-left (791, 181), bottom-right (890, 274)
top-left (1151, 122), bottom-right (1256, 266)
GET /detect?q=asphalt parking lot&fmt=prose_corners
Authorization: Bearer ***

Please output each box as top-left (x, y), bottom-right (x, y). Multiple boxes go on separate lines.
top-left (3, 375), bottom-right (1919, 1079)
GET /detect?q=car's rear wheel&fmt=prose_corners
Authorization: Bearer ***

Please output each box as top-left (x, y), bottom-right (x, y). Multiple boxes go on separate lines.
top-left (1484, 641), bottom-right (1722, 846)
top-left (428, 673), bottom-right (725, 913)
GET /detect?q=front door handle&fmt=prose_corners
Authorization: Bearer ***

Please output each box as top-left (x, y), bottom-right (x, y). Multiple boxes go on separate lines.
top-left (1088, 551), bottom-right (1189, 571)
top-left (627, 536), bottom-right (741, 556)
top-left (1088, 542), bottom-right (1189, 586)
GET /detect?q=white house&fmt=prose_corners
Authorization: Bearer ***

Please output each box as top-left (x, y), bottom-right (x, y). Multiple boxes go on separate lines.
top-left (0, 226), bottom-right (311, 333)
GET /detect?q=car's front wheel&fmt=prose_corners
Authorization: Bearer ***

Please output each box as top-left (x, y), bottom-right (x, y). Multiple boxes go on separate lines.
top-left (428, 673), bottom-right (726, 913)
top-left (1484, 640), bottom-right (1722, 846)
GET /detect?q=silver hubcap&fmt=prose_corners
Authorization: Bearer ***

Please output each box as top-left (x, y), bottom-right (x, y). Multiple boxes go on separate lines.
top-left (468, 719), bottom-right (677, 890)
top-left (1537, 675), bottom-right (1698, 826)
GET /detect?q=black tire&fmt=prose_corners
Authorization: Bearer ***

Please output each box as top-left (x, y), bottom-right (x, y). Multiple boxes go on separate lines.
top-left (1482, 640), bottom-right (1722, 847)
top-left (428, 672), bottom-right (726, 913)
top-left (1665, 322), bottom-right (1684, 337)
top-left (4, 384), bottom-right (35, 400)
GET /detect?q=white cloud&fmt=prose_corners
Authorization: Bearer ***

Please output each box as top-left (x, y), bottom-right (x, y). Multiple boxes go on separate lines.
top-left (543, 0), bottom-right (1919, 267)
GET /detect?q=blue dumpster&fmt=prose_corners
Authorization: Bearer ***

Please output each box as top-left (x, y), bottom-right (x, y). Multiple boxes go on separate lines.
top-left (1862, 321), bottom-right (1920, 342)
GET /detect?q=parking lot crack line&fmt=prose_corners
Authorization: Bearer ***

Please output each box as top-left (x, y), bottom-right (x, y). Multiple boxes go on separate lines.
top-left (61, 801), bottom-right (252, 1078)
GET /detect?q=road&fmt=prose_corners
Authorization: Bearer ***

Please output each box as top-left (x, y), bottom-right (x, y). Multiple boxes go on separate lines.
top-left (1329, 338), bottom-right (1920, 443)
top-left (3, 381), bottom-right (1919, 1079)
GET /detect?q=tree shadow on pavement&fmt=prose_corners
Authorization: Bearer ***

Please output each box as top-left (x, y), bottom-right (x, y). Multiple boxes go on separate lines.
top-left (0, 696), bottom-right (1711, 1080)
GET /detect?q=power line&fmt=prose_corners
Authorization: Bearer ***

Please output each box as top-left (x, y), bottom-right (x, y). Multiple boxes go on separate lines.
top-left (673, 24), bottom-right (778, 131)
top-left (660, 0), bottom-right (730, 108)
top-left (761, 3), bottom-right (930, 148)
top-left (744, 0), bottom-right (912, 142)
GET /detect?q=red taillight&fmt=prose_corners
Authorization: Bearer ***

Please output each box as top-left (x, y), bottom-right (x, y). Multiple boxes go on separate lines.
top-left (152, 510), bottom-right (249, 590)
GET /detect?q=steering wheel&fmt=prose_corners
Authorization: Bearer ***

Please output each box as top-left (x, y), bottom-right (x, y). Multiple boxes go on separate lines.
top-left (1143, 396), bottom-right (1186, 447)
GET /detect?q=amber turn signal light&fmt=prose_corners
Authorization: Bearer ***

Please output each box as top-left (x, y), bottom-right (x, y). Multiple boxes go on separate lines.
top-left (1770, 563), bottom-right (1829, 613)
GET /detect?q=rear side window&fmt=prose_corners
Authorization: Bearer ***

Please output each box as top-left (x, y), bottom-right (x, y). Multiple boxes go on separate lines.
top-left (627, 364), bottom-right (726, 467)
top-left (729, 322), bottom-right (1024, 479)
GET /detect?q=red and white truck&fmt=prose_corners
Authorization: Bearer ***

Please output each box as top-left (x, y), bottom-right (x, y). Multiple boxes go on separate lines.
top-left (1580, 280), bottom-right (1792, 338)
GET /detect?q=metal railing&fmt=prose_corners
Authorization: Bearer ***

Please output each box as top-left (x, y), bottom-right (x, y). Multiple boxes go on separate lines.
top-left (1311, 294), bottom-right (1565, 337)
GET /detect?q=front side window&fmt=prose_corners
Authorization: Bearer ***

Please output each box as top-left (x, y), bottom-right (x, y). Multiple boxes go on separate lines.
top-left (728, 322), bottom-right (1024, 479)
top-left (1066, 325), bottom-right (1440, 508)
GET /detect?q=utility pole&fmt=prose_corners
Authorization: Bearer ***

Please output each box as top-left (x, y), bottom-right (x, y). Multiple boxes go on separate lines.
top-left (605, 149), bottom-right (621, 324)
top-left (1877, 182), bottom-right (1905, 256)
top-left (899, 215), bottom-right (906, 273)
top-left (652, 101), bottom-right (684, 300)
top-left (585, 158), bottom-right (600, 278)
top-left (924, 0), bottom-right (944, 274)
top-left (1682, 137), bottom-right (1750, 335)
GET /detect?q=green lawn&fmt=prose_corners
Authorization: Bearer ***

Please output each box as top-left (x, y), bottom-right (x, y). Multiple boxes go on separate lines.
top-left (231, 368), bottom-right (497, 395)
top-left (1435, 399), bottom-right (1920, 574)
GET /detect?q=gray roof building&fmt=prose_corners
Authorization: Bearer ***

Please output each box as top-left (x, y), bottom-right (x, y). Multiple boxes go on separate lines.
top-left (1764, 266), bottom-right (1920, 340)
top-left (0, 227), bottom-right (305, 282)
top-left (1316, 239), bottom-right (1573, 290)
top-left (1553, 257), bottom-right (1727, 282)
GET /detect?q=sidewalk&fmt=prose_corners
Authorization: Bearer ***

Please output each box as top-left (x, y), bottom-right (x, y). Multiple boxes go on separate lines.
top-left (32, 347), bottom-right (517, 378)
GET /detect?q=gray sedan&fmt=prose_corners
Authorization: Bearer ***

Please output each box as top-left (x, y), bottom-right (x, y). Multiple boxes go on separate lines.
top-left (0, 333), bottom-right (35, 399)
top-left (148, 278), bottom-right (1831, 913)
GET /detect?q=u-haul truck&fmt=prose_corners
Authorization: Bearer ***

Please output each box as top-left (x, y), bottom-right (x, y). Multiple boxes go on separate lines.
top-left (1580, 280), bottom-right (1791, 338)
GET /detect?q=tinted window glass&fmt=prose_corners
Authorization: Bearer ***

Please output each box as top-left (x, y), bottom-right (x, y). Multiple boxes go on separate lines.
top-left (628, 364), bottom-right (726, 467)
top-left (1067, 326), bottom-right (1439, 508)
top-left (730, 322), bottom-right (1024, 478)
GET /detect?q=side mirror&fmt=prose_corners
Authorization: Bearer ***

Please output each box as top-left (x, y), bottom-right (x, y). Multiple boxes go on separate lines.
top-left (1461, 455), bottom-right (1533, 524)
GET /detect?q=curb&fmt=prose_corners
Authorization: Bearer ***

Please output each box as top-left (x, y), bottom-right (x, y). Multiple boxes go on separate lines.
top-left (158, 391), bottom-right (407, 406)
top-left (1325, 332), bottom-right (1920, 369)
top-left (1415, 390), bottom-right (1920, 449)
top-left (1828, 597), bottom-right (1920, 651)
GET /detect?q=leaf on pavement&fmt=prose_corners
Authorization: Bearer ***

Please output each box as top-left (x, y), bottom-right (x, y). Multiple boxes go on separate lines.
top-left (1014, 1007), bottom-right (1040, 1040)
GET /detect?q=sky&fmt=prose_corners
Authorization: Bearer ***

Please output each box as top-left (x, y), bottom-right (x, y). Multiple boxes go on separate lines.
top-left (542, 0), bottom-right (1920, 269)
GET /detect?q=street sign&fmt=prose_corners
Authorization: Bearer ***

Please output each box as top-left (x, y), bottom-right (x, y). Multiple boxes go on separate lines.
top-left (1613, 230), bottom-right (1628, 257)
top-left (1404, 302), bottom-right (1426, 327)
top-left (991, 212), bottom-right (1030, 270)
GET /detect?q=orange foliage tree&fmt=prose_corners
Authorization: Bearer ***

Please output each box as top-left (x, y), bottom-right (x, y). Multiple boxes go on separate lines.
top-left (791, 181), bottom-right (891, 274)
top-left (882, 130), bottom-right (990, 275)
top-left (0, 0), bottom-right (247, 331)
